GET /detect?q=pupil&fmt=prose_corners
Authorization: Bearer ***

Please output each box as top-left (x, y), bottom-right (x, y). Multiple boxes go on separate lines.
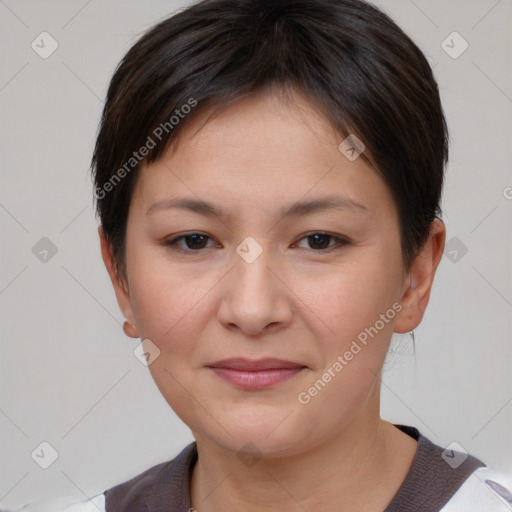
top-left (187, 234), bottom-right (206, 249)
top-left (310, 234), bottom-right (329, 249)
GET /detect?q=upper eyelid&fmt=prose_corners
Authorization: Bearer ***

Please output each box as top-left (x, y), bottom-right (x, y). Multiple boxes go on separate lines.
top-left (292, 233), bottom-right (349, 249)
top-left (167, 231), bottom-right (347, 242)
top-left (167, 232), bottom-right (218, 247)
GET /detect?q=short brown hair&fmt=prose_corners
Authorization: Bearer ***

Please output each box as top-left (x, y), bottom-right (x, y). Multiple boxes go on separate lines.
top-left (91, 0), bottom-right (448, 282)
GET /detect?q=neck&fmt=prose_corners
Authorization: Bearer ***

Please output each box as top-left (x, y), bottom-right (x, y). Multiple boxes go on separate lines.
top-left (190, 410), bottom-right (417, 512)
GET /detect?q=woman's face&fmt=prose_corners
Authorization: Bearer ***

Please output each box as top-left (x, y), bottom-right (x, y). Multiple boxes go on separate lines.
top-left (111, 89), bottom-right (414, 456)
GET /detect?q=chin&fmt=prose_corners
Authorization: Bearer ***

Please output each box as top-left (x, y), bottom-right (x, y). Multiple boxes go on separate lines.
top-left (195, 412), bottom-right (315, 459)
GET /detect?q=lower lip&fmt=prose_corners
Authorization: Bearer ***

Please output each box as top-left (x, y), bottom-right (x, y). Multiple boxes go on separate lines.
top-left (209, 367), bottom-right (305, 389)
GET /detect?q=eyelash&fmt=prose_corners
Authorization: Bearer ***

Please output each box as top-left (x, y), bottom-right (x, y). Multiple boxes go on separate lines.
top-left (164, 232), bottom-right (350, 255)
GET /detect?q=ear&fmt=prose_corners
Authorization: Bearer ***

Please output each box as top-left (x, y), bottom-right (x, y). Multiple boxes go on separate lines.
top-left (394, 218), bottom-right (446, 334)
top-left (98, 226), bottom-right (139, 338)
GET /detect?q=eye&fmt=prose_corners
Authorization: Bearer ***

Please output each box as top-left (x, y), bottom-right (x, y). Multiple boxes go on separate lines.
top-left (164, 231), bottom-right (349, 255)
top-left (164, 233), bottom-right (218, 253)
top-left (293, 232), bottom-right (349, 251)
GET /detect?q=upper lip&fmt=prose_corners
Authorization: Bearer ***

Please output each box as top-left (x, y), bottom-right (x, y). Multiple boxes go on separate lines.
top-left (207, 358), bottom-right (306, 371)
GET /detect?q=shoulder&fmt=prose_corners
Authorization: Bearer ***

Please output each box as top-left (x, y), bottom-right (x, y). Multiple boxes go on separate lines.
top-left (440, 466), bottom-right (512, 512)
top-left (387, 424), bottom-right (486, 511)
top-left (6, 442), bottom-right (197, 512)
top-left (103, 441), bottom-right (197, 511)
top-left (392, 425), bottom-right (512, 512)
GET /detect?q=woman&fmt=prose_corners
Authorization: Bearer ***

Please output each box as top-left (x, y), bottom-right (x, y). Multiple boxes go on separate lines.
top-left (23, 0), bottom-right (511, 510)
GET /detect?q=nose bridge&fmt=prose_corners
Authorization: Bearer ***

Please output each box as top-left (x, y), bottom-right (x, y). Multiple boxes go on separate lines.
top-left (217, 238), bottom-right (291, 334)
top-left (235, 241), bottom-right (274, 295)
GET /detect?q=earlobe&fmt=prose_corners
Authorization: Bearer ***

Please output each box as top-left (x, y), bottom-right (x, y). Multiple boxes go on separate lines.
top-left (98, 226), bottom-right (139, 337)
top-left (394, 218), bottom-right (446, 334)
top-left (122, 320), bottom-right (139, 338)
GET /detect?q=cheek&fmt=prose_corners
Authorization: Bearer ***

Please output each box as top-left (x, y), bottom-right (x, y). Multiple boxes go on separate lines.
top-left (295, 359), bottom-right (382, 442)
top-left (127, 267), bottom-right (213, 424)
top-left (130, 271), bottom-right (209, 352)
top-left (303, 256), bottom-right (401, 406)
top-left (306, 256), bottom-right (401, 343)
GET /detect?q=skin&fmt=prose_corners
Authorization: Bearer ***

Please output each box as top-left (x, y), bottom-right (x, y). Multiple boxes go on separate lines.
top-left (100, 86), bottom-right (445, 511)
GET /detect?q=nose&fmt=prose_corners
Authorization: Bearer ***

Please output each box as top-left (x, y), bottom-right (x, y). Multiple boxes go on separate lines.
top-left (216, 243), bottom-right (293, 337)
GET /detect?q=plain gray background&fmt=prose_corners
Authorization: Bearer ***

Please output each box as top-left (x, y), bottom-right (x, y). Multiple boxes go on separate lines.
top-left (1, 0), bottom-right (511, 508)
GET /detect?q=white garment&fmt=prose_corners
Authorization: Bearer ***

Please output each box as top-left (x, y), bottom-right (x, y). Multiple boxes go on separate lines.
top-left (61, 494), bottom-right (106, 512)
top-left (0, 494), bottom-right (105, 512)
top-left (440, 467), bottom-right (512, 512)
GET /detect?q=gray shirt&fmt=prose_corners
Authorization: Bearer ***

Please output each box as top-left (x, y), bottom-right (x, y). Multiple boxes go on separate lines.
top-left (103, 424), bottom-right (485, 512)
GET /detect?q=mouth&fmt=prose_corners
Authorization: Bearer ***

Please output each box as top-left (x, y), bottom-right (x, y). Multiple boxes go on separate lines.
top-left (206, 358), bottom-right (307, 390)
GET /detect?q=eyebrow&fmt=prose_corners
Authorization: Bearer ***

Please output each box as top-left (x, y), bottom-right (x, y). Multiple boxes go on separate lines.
top-left (146, 195), bottom-right (369, 218)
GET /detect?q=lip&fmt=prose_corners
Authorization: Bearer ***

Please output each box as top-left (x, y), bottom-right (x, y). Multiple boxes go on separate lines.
top-left (207, 358), bottom-right (307, 390)
top-left (208, 358), bottom-right (305, 371)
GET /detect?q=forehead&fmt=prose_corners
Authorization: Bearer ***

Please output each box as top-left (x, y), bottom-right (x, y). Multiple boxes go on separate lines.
top-left (131, 89), bottom-right (397, 223)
